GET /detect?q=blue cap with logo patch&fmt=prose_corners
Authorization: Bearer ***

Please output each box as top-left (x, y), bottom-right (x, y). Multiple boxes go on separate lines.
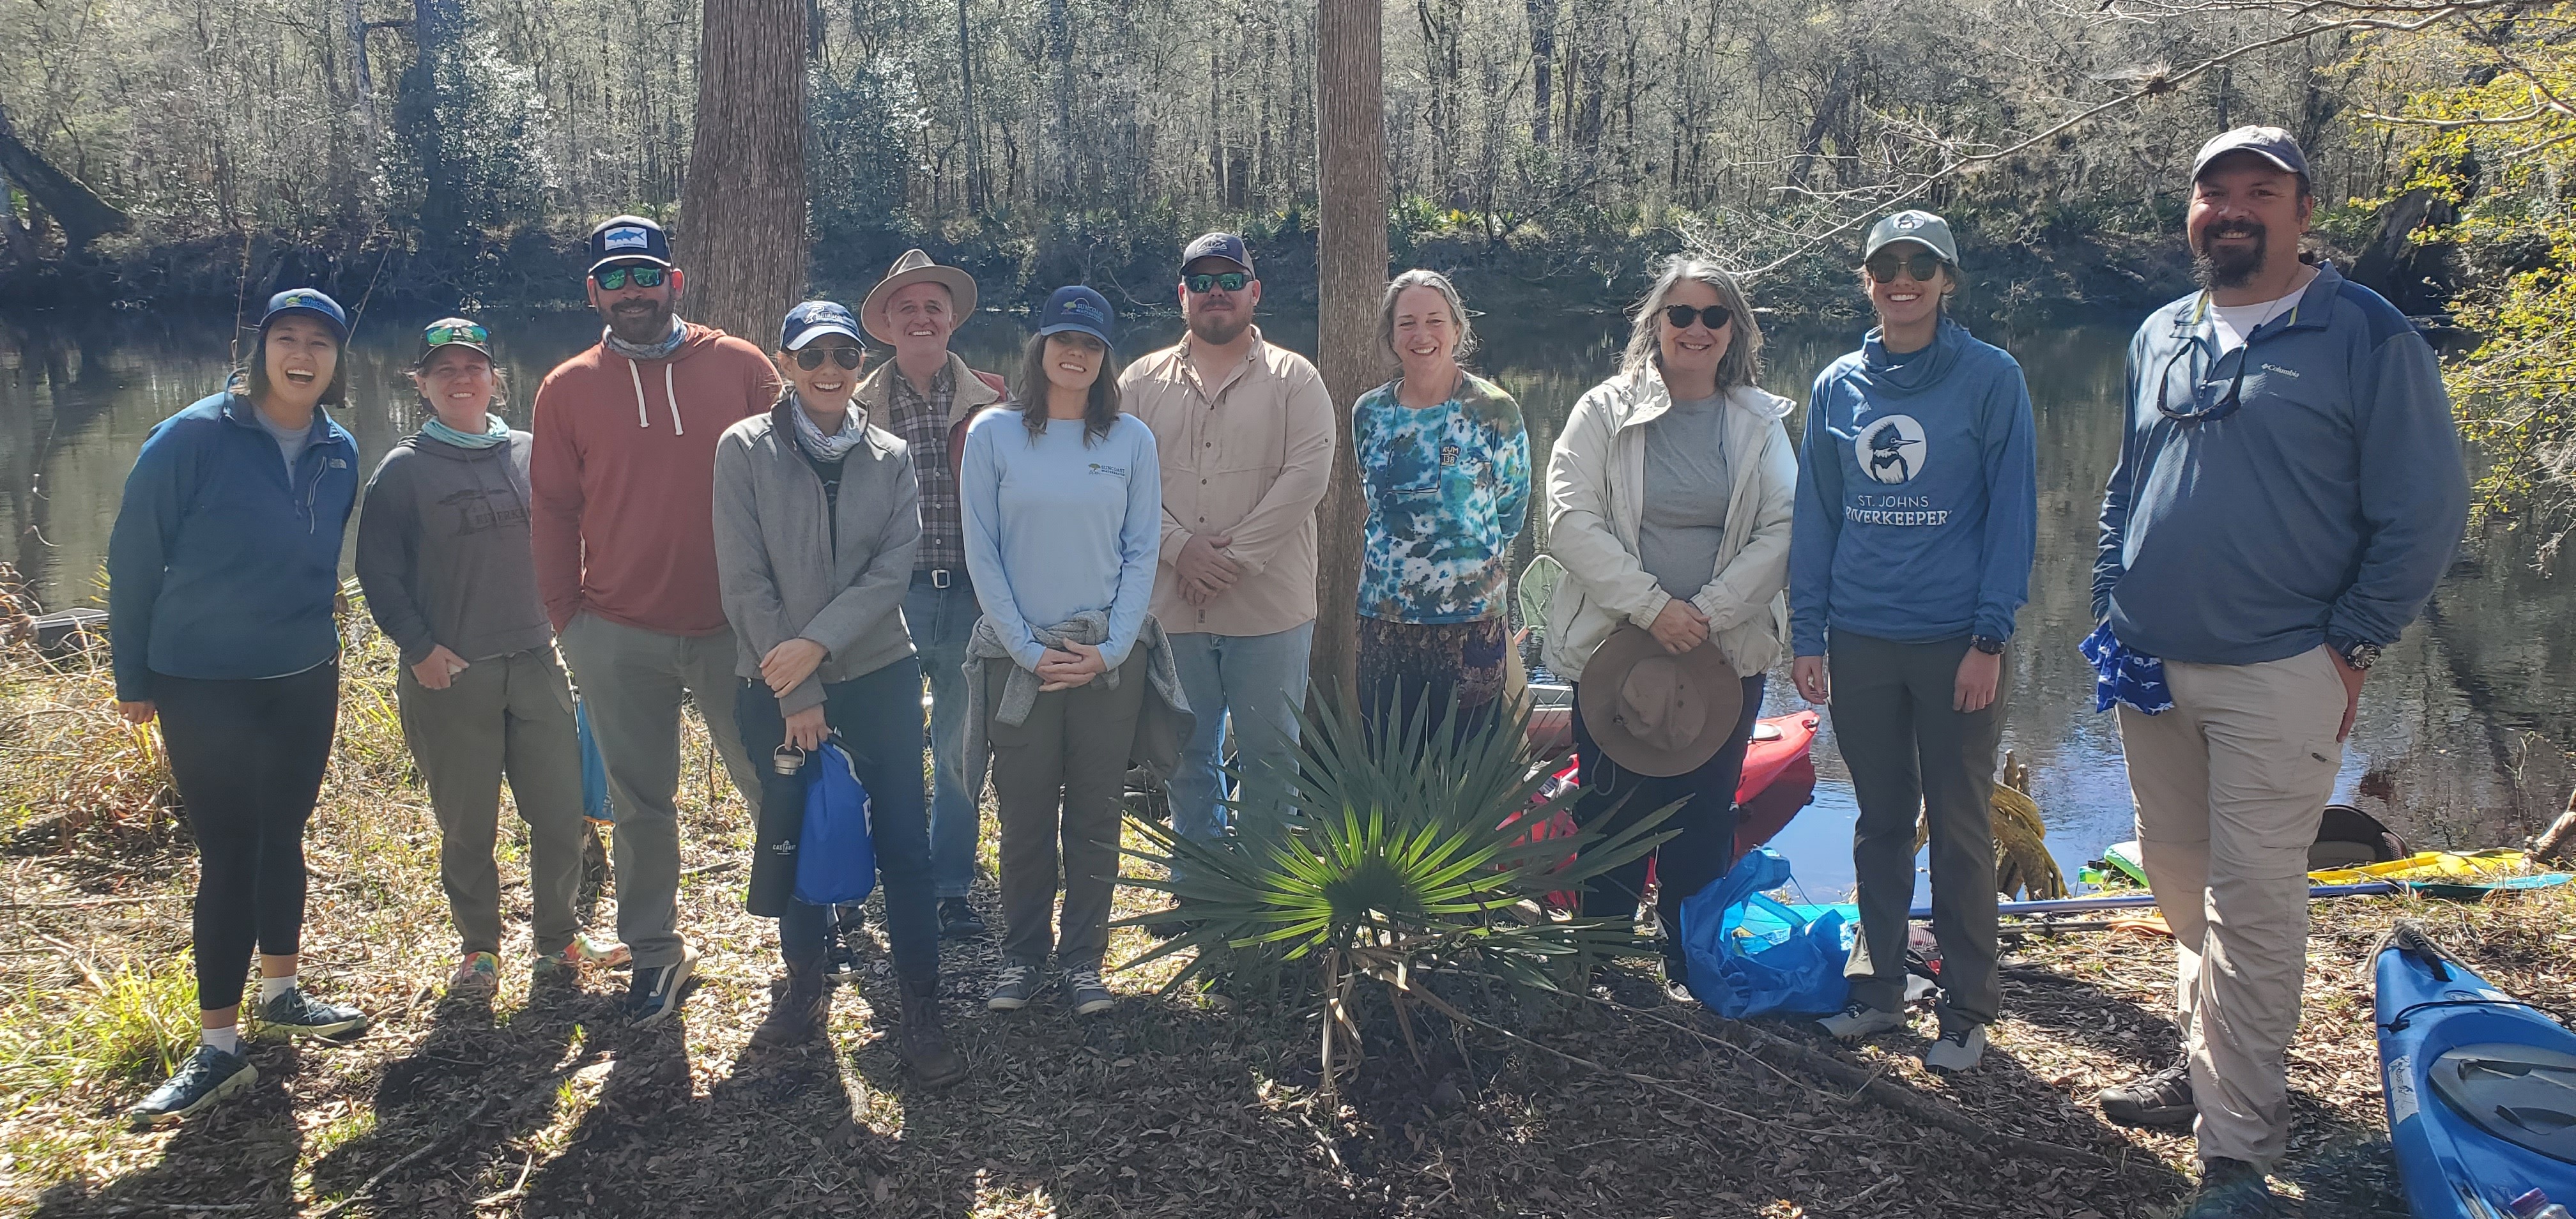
top-left (779, 300), bottom-right (863, 351)
top-left (587, 215), bottom-right (674, 274)
top-left (259, 289), bottom-right (350, 341)
top-left (1036, 286), bottom-right (1116, 346)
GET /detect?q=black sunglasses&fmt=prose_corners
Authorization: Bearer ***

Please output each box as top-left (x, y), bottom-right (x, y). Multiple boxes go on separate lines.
top-left (2154, 342), bottom-right (2250, 425)
top-left (1864, 249), bottom-right (1948, 284)
top-left (793, 345), bottom-right (865, 371)
top-left (1661, 304), bottom-right (1733, 332)
top-left (1184, 272), bottom-right (1251, 294)
top-left (593, 265), bottom-right (668, 291)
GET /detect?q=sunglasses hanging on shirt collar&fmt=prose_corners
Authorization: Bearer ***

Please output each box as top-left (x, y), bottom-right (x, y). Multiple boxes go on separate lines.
top-left (2155, 291), bottom-right (2308, 425)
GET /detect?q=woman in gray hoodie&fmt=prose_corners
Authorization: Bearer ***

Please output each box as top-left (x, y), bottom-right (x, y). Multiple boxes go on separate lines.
top-left (356, 319), bottom-right (628, 997)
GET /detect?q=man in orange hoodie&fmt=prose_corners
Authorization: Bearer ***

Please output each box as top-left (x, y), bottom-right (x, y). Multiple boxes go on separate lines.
top-left (531, 215), bottom-right (782, 1024)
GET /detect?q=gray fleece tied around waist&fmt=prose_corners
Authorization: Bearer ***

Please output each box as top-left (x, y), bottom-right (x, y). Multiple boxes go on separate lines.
top-left (961, 610), bottom-right (1193, 798)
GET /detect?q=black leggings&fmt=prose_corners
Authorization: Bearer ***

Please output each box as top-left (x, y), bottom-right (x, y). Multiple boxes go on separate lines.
top-left (1569, 673), bottom-right (1765, 969)
top-left (155, 663), bottom-right (341, 1012)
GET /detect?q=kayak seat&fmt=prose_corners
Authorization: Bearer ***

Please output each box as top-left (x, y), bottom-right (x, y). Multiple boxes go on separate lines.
top-left (2428, 1043), bottom-right (2576, 1165)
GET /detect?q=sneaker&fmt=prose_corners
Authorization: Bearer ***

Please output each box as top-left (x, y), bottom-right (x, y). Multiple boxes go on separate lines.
top-left (1816, 1001), bottom-right (1907, 1040)
top-left (255, 987), bottom-right (367, 1039)
top-left (1660, 958), bottom-right (1696, 1005)
top-left (2186, 1157), bottom-right (2276, 1218)
top-left (622, 945), bottom-right (699, 1027)
top-left (1064, 967), bottom-right (1116, 1016)
top-left (938, 897), bottom-right (988, 940)
top-left (2097, 1057), bottom-right (2197, 1130)
top-left (1923, 1018), bottom-right (1987, 1072)
top-left (128, 1045), bottom-right (256, 1130)
top-left (986, 964), bottom-right (1043, 1012)
top-left (447, 952), bottom-right (500, 997)
top-left (565, 931), bottom-right (632, 969)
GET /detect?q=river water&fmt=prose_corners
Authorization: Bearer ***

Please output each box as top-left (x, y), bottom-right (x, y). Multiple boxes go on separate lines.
top-left (6, 307), bottom-right (2570, 897)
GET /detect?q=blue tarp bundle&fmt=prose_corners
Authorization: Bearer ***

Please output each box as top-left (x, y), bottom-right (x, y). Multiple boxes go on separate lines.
top-left (1680, 848), bottom-right (1854, 1019)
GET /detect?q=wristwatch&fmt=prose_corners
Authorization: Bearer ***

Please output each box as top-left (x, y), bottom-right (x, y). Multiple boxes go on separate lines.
top-left (2334, 638), bottom-right (2383, 671)
top-left (1968, 635), bottom-right (2006, 656)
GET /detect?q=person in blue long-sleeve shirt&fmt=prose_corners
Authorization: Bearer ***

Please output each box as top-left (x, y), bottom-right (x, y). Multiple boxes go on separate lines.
top-left (2086, 130), bottom-right (2469, 1209)
top-left (958, 286), bottom-right (1163, 1017)
top-left (1788, 211), bottom-right (2037, 1074)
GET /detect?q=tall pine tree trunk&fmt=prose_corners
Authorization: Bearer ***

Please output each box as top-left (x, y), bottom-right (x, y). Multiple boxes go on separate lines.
top-left (1312, 0), bottom-right (1385, 708)
top-left (679, 0), bottom-right (809, 344)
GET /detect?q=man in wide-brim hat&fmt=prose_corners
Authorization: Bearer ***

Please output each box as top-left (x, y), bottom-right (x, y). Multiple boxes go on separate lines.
top-left (851, 249), bottom-right (1010, 951)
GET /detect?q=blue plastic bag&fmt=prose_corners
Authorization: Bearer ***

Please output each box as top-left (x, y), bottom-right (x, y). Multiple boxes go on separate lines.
top-left (1680, 847), bottom-right (1852, 1019)
top-left (792, 742), bottom-right (877, 907)
top-left (575, 699), bottom-right (613, 824)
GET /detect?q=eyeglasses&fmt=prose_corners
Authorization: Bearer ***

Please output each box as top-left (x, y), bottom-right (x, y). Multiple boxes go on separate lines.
top-left (1660, 304), bottom-right (1733, 332)
top-left (423, 322), bottom-right (488, 347)
top-left (593, 265), bottom-right (668, 291)
top-left (793, 345), bottom-right (864, 371)
top-left (1184, 272), bottom-right (1250, 294)
top-left (2152, 341), bottom-right (2253, 424)
top-left (1864, 250), bottom-right (1947, 283)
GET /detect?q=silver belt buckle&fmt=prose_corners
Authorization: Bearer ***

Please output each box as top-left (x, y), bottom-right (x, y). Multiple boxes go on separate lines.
top-left (931, 569), bottom-right (953, 589)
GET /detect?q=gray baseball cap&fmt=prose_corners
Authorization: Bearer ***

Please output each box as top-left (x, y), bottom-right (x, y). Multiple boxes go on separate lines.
top-left (1862, 210), bottom-right (1961, 267)
top-left (2191, 126), bottom-right (2310, 182)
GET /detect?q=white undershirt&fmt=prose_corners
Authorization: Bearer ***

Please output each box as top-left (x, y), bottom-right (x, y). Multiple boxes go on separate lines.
top-left (2207, 269), bottom-right (2318, 353)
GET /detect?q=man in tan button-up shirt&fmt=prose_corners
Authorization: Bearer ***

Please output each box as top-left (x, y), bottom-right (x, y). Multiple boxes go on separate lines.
top-left (1119, 232), bottom-right (1337, 888)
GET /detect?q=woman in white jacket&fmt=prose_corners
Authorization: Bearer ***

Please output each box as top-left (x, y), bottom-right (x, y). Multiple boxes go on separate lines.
top-left (1541, 256), bottom-right (1797, 992)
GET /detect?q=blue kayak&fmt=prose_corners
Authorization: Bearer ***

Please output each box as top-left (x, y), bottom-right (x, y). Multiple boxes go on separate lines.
top-left (2375, 921), bottom-right (2576, 1218)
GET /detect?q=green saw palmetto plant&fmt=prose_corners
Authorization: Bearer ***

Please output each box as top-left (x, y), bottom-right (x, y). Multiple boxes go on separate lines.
top-left (1117, 694), bottom-right (1683, 1084)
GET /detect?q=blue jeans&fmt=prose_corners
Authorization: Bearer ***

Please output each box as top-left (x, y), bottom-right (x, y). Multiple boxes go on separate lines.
top-left (907, 571), bottom-right (983, 899)
top-left (1166, 622), bottom-right (1315, 880)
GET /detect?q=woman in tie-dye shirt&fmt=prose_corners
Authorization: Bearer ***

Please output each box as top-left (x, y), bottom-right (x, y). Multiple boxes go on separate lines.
top-left (1352, 270), bottom-right (1530, 747)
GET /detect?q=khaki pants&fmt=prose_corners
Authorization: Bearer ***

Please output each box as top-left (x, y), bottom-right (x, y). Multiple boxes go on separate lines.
top-left (396, 648), bottom-right (587, 959)
top-left (2117, 645), bottom-right (2345, 1167)
top-left (557, 613), bottom-right (763, 969)
top-left (985, 656), bottom-right (1146, 972)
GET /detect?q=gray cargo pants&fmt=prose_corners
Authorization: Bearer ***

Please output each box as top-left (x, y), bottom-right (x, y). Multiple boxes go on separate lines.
top-left (396, 648), bottom-right (588, 960)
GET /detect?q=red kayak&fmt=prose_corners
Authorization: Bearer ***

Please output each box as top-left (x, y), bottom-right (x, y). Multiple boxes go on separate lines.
top-left (1510, 711), bottom-right (1820, 907)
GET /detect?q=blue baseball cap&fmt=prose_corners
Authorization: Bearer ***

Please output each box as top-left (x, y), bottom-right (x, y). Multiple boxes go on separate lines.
top-left (1036, 286), bottom-right (1116, 346)
top-left (2191, 126), bottom-right (2310, 183)
top-left (588, 215), bottom-right (674, 274)
top-left (259, 289), bottom-right (349, 341)
top-left (1180, 231), bottom-right (1254, 275)
top-left (779, 300), bottom-right (863, 351)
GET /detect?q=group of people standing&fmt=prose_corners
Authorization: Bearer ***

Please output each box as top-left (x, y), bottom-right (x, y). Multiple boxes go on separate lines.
top-left (103, 120), bottom-right (2465, 1219)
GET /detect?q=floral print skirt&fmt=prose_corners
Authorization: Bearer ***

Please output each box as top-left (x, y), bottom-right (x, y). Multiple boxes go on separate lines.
top-left (1356, 617), bottom-right (1509, 749)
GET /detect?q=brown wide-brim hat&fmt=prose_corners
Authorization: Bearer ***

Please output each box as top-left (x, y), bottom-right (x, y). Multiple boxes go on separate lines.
top-left (860, 249), bottom-right (978, 344)
top-left (1576, 625), bottom-right (1744, 778)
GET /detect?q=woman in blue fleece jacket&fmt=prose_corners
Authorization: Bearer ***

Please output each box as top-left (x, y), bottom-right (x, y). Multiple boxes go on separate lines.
top-left (107, 290), bottom-right (372, 1129)
top-left (1788, 212), bottom-right (2037, 1073)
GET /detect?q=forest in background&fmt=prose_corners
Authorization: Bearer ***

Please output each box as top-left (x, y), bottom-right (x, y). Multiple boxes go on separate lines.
top-left (0, 0), bottom-right (2455, 316)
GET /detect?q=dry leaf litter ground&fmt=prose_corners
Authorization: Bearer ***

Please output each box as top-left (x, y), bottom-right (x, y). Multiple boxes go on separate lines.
top-left (5, 622), bottom-right (2573, 1218)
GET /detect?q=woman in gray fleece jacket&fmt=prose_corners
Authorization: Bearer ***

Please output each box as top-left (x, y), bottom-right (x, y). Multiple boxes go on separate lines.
top-left (355, 319), bottom-right (628, 997)
top-left (711, 300), bottom-right (964, 1085)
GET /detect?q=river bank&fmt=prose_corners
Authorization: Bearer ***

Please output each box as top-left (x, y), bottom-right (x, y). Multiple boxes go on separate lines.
top-left (0, 201), bottom-right (2212, 328)
top-left (8, 614), bottom-right (2575, 1216)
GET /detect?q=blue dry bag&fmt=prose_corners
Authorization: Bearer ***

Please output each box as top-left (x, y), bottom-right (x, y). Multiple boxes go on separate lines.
top-left (792, 741), bottom-right (876, 907)
top-left (1679, 847), bottom-right (1852, 1019)
top-left (575, 699), bottom-right (613, 824)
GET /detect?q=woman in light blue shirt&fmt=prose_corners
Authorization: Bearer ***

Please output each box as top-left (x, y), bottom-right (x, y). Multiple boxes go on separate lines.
top-left (959, 286), bottom-right (1163, 1018)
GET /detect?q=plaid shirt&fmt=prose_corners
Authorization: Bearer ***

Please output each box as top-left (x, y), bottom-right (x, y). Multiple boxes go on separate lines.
top-left (884, 364), bottom-right (964, 571)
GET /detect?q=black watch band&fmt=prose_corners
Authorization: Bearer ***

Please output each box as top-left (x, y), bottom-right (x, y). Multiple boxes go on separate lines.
top-left (1969, 635), bottom-right (2006, 655)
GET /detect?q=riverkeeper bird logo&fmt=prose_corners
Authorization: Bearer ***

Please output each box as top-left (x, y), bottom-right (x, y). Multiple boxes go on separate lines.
top-left (1855, 415), bottom-right (1927, 485)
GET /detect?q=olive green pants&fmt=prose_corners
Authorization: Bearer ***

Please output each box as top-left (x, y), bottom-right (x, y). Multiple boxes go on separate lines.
top-left (396, 648), bottom-right (587, 959)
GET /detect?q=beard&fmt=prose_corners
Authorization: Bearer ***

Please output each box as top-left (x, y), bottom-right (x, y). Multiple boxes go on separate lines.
top-left (603, 296), bottom-right (676, 344)
top-left (2191, 222), bottom-right (2268, 290)
top-left (1186, 309), bottom-right (1250, 346)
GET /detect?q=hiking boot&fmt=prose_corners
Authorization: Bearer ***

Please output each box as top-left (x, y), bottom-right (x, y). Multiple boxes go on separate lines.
top-left (1923, 1018), bottom-right (1988, 1072)
top-left (938, 897), bottom-right (988, 940)
top-left (2184, 1158), bottom-right (2276, 1218)
top-left (986, 964), bottom-right (1043, 1011)
top-left (447, 951), bottom-right (500, 997)
top-left (898, 974), bottom-right (969, 1087)
top-left (623, 945), bottom-right (699, 1027)
top-left (749, 962), bottom-right (831, 1048)
top-left (1816, 1001), bottom-right (1906, 1040)
top-left (1064, 967), bottom-right (1116, 1016)
top-left (128, 1045), bottom-right (256, 1130)
top-left (255, 987), bottom-right (367, 1039)
top-left (2097, 1057), bottom-right (2197, 1130)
